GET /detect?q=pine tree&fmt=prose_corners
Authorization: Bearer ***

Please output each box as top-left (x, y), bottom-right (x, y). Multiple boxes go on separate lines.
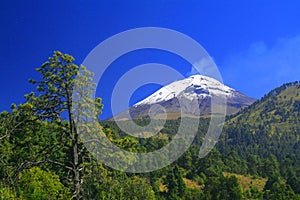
top-left (165, 166), bottom-right (178, 198)
top-left (165, 165), bottom-right (186, 199)
top-left (26, 51), bottom-right (103, 199)
top-left (173, 165), bottom-right (186, 197)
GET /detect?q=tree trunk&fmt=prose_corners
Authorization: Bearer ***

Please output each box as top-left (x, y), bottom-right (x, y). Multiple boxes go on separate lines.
top-left (73, 138), bottom-right (81, 199)
top-left (68, 93), bottom-right (81, 199)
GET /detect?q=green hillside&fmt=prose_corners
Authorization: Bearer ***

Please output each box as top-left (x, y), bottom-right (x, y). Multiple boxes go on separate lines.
top-left (228, 82), bottom-right (300, 136)
top-left (101, 82), bottom-right (300, 199)
top-left (1, 52), bottom-right (300, 199)
top-left (219, 82), bottom-right (300, 162)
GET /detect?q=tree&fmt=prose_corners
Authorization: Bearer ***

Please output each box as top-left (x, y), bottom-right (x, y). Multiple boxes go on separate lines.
top-left (149, 171), bottom-right (161, 196)
top-left (203, 174), bottom-right (243, 200)
top-left (26, 51), bottom-right (103, 199)
top-left (0, 104), bottom-right (30, 141)
top-left (17, 167), bottom-right (70, 199)
top-left (247, 154), bottom-right (261, 175)
top-left (165, 166), bottom-right (179, 198)
top-left (224, 176), bottom-right (243, 200)
top-left (174, 165), bottom-right (186, 197)
top-left (0, 182), bottom-right (19, 200)
top-left (287, 175), bottom-right (300, 194)
top-left (165, 165), bottom-right (186, 199)
top-left (262, 154), bottom-right (280, 178)
top-left (0, 103), bottom-right (51, 185)
top-left (85, 169), bottom-right (156, 200)
top-left (264, 177), bottom-right (297, 200)
top-left (244, 186), bottom-right (263, 200)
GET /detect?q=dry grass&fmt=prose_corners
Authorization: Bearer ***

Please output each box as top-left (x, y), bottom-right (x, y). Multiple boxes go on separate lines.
top-left (159, 178), bottom-right (202, 192)
top-left (159, 180), bottom-right (167, 192)
top-left (160, 173), bottom-right (266, 193)
top-left (183, 178), bottom-right (203, 189)
top-left (223, 172), bottom-right (267, 191)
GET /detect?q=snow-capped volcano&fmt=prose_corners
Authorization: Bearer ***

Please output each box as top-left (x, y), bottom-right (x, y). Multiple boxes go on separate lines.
top-left (134, 75), bottom-right (235, 106)
top-left (112, 74), bottom-right (255, 120)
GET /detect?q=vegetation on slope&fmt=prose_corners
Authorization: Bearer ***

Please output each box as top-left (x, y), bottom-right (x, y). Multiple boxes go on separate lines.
top-left (0, 52), bottom-right (299, 199)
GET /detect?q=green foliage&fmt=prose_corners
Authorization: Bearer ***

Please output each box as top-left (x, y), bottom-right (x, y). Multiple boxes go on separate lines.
top-left (164, 165), bottom-right (186, 199)
top-left (0, 183), bottom-right (19, 200)
top-left (17, 167), bottom-right (70, 199)
top-left (263, 177), bottom-right (298, 200)
top-left (0, 103), bottom-right (68, 187)
top-left (287, 175), bottom-right (300, 194)
top-left (25, 51), bottom-right (104, 199)
top-left (184, 188), bottom-right (204, 200)
top-left (262, 154), bottom-right (280, 178)
top-left (92, 175), bottom-right (156, 200)
top-left (244, 186), bottom-right (263, 200)
top-left (1, 52), bottom-right (300, 200)
top-left (219, 82), bottom-right (300, 180)
top-left (26, 51), bottom-right (79, 121)
top-left (204, 174), bottom-right (243, 200)
top-left (165, 166), bottom-right (179, 198)
top-left (174, 166), bottom-right (186, 197)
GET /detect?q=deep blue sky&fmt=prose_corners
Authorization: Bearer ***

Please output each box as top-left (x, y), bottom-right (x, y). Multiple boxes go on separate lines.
top-left (1, 0), bottom-right (300, 119)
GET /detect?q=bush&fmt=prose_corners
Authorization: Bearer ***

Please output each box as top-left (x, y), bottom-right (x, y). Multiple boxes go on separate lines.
top-left (17, 167), bottom-right (70, 200)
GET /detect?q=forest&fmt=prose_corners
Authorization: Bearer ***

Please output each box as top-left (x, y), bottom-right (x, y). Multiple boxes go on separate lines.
top-left (0, 51), bottom-right (300, 199)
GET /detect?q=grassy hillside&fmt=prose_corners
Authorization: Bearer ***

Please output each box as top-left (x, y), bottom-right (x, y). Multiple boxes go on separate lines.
top-left (227, 81), bottom-right (300, 135)
top-left (218, 82), bottom-right (300, 176)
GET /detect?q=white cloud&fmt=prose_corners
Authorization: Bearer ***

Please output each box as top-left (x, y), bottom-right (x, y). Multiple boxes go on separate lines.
top-left (186, 57), bottom-right (222, 82)
top-left (221, 34), bottom-right (300, 98)
top-left (186, 65), bottom-right (199, 77)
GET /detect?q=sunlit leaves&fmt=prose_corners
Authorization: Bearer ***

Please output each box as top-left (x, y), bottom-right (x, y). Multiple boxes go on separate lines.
top-left (17, 167), bottom-right (71, 199)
